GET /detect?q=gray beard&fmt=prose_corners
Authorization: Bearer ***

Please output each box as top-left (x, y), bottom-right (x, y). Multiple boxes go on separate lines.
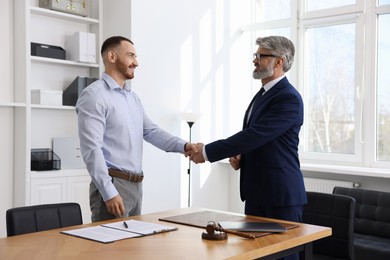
top-left (252, 61), bottom-right (275, 79)
top-left (253, 68), bottom-right (273, 79)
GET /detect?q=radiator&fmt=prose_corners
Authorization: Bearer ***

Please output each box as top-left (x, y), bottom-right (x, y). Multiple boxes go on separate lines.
top-left (303, 177), bottom-right (360, 194)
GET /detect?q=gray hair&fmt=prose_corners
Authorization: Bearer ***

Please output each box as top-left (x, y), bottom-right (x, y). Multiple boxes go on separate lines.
top-left (256, 36), bottom-right (295, 72)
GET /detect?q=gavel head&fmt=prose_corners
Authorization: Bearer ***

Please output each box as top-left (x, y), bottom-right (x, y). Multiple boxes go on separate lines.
top-left (202, 221), bottom-right (228, 240)
top-left (206, 221), bottom-right (216, 234)
top-left (206, 221), bottom-right (223, 234)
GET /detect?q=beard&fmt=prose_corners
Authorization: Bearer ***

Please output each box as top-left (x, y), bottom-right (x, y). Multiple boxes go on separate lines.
top-left (116, 57), bottom-right (135, 80)
top-left (253, 60), bottom-right (275, 80)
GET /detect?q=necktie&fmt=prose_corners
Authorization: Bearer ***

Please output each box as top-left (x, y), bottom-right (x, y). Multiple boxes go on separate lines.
top-left (244, 87), bottom-right (265, 126)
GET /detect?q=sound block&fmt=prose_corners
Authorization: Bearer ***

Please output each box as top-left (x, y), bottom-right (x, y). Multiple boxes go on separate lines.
top-left (201, 231), bottom-right (228, 240)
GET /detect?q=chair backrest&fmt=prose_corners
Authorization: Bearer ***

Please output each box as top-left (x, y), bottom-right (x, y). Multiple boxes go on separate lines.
top-left (303, 191), bottom-right (355, 260)
top-left (6, 202), bottom-right (83, 237)
top-left (333, 186), bottom-right (390, 239)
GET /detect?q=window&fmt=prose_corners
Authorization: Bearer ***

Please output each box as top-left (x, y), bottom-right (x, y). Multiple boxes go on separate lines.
top-left (379, 0), bottom-right (390, 5)
top-left (377, 14), bottom-right (390, 161)
top-left (239, 0), bottom-right (390, 171)
top-left (306, 0), bottom-right (356, 11)
top-left (254, 0), bottom-right (290, 22)
top-left (304, 23), bottom-right (356, 155)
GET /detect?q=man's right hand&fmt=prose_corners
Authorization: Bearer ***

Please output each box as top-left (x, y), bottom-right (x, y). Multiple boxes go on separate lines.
top-left (186, 143), bottom-right (206, 163)
top-left (105, 194), bottom-right (125, 217)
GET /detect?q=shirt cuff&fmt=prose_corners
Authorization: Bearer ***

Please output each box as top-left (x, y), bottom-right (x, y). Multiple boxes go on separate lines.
top-left (100, 182), bottom-right (119, 202)
top-left (178, 139), bottom-right (187, 153)
top-left (202, 145), bottom-right (209, 162)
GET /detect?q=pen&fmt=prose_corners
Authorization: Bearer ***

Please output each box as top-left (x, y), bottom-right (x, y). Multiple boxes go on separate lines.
top-left (123, 221), bottom-right (128, 228)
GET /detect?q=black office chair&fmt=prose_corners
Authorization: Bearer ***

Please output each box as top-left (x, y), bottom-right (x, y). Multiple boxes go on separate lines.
top-left (6, 202), bottom-right (83, 237)
top-left (333, 187), bottom-right (390, 260)
top-left (303, 192), bottom-right (355, 260)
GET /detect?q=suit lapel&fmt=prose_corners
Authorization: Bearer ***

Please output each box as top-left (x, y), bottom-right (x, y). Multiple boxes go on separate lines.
top-left (245, 77), bottom-right (289, 127)
top-left (243, 89), bottom-right (262, 128)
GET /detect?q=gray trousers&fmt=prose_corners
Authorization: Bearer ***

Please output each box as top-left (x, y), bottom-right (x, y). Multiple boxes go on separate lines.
top-left (89, 177), bottom-right (143, 222)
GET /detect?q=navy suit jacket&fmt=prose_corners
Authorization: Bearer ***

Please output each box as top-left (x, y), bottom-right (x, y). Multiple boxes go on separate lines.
top-left (205, 77), bottom-right (307, 207)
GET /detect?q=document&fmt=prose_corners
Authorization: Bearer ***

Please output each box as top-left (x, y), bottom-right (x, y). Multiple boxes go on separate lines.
top-left (62, 226), bottom-right (141, 243)
top-left (62, 220), bottom-right (177, 243)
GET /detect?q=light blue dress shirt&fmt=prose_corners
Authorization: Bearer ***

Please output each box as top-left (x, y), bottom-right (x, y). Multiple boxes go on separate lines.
top-left (76, 73), bottom-right (186, 201)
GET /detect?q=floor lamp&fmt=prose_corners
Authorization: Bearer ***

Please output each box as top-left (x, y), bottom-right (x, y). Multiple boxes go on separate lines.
top-left (181, 112), bottom-right (202, 207)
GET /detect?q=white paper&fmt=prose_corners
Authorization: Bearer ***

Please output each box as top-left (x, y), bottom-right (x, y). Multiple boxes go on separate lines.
top-left (62, 226), bottom-right (141, 243)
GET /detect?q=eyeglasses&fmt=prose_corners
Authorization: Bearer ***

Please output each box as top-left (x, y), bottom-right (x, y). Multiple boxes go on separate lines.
top-left (253, 53), bottom-right (277, 60)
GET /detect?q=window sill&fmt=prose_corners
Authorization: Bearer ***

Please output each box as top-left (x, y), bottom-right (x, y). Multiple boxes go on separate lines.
top-left (218, 160), bottom-right (390, 178)
top-left (300, 163), bottom-right (390, 179)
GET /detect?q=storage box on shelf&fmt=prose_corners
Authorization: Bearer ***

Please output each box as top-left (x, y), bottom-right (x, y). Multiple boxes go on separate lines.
top-left (63, 76), bottom-right (98, 106)
top-left (31, 89), bottom-right (63, 106)
top-left (39, 0), bottom-right (91, 17)
top-left (31, 42), bottom-right (66, 60)
top-left (65, 31), bottom-right (96, 63)
top-left (31, 148), bottom-right (61, 171)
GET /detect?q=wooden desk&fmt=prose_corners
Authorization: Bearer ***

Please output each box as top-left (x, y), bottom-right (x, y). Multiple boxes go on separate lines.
top-left (0, 207), bottom-right (331, 260)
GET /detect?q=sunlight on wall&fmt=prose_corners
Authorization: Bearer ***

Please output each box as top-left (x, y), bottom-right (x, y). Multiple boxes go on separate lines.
top-left (215, 0), bottom-right (224, 53)
top-left (180, 35), bottom-right (193, 207)
top-left (180, 36), bottom-right (193, 111)
top-left (199, 79), bottom-right (212, 187)
top-left (200, 10), bottom-right (212, 82)
top-left (228, 34), bottom-right (253, 134)
top-left (215, 66), bottom-right (224, 143)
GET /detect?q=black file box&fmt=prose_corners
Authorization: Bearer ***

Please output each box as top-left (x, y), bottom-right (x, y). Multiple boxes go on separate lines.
top-left (31, 148), bottom-right (61, 171)
top-left (31, 42), bottom-right (66, 60)
top-left (63, 76), bottom-right (98, 106)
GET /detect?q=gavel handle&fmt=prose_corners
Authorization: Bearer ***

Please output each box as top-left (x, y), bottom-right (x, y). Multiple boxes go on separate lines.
top-left (222, 228), bottom-right (256, 239)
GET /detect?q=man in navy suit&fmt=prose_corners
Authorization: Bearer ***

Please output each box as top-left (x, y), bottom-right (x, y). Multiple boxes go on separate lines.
top-left (189, 36), bottom-right (306, 260)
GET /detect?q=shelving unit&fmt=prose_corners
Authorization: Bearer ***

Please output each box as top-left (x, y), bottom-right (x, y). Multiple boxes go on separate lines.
top-left (11, 0), bottom-right (104, 224)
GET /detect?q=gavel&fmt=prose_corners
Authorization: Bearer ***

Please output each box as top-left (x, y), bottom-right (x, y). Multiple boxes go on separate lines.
top-left (202, 221), bottom-right (256, 240)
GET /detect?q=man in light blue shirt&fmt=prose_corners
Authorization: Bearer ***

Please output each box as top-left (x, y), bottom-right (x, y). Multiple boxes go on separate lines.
top-left (76, 36), bottom-right (196, 222)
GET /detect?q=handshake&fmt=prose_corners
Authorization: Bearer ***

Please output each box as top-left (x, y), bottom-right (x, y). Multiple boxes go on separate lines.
top-left (184, 143), bottom-right (205, 164)
top-left (184, 143), bottom-right (241, 170)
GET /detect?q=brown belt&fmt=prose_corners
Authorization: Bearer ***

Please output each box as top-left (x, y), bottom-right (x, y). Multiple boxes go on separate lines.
top-left (108, 168), bottom-right (144, 183)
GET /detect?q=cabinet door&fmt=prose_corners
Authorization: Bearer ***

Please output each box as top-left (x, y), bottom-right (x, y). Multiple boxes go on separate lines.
top-left (30, 177), bottom-right (67, 205)
top-left (67, 176), bottom-right (91, 224)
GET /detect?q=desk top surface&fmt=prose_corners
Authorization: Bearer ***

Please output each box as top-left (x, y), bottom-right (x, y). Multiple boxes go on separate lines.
top-left (0, 207), bottom-right (331, 260)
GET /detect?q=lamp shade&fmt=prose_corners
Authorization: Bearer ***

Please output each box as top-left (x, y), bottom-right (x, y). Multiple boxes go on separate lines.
top-left (180, 112), bottom-right (202, 123)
